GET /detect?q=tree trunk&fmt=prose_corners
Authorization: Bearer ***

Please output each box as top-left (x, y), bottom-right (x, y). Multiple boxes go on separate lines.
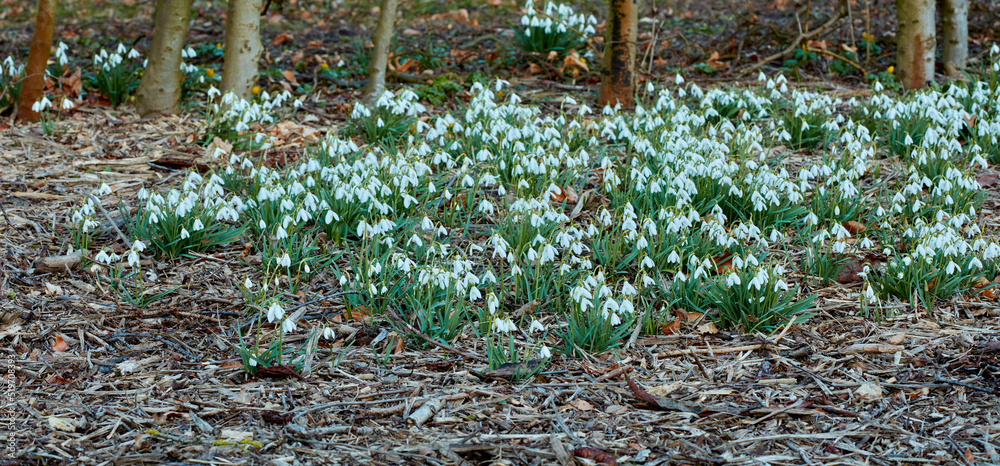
top-left (597, 0), bottom-right (638, 110)
top-left (16, 0), bottom-right (57, 122)
top-left (362, 0), bottom-right (398, 105)
top-left (221, 0), bottom-right (263, 100)
top-left (895, 0), bottom-right (935, 90)
top-left (939, 0), bottom-right (968, 77)
top-left (136, 0), bottom-right (192, 117)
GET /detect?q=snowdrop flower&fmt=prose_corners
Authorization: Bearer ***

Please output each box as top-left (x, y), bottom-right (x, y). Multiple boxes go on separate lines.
top-left (492, 317), bottom-right (517, 333)
top-left (529, 319), bottom-right (545, 333)
top-left (180, 228), bottom-right (190, 239)
top-left (267, 302), bottom-right (284, 322)
top-left (61, 98), bottom-right (74, 110)
top-left (726, 272), bottom-right (741, 287)
top-left (94, 249), bottom-right (112, 265)
top-left (244, 277), bottom-right (254, 289)
top-left (539, 345), bottom-right (552, 359)
top-left (278, 252), bottom-right (291, 268)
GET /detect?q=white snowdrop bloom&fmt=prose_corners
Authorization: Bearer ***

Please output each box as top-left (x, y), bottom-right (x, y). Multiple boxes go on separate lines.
top-left (127, 250), bottom-right (140, 267)
top-left (641, 273), bottom-right (655, 287)
top-left (281, 318), bottom-right (298, 334)
top-left (94, 249), bottom-right (111, 265)
top-left (493, 318), bottom-right (517, 333)
top-left (278, 252), bottom-right (291, 268)
top-left (946, 261), bottom-right (960, 275)
top-left (133, 240), bottom-right (146, 252)
top-left (62, 98), bottom-right (75, 110)
top-left (539, 345), bottom-right (552, 359)
top-left (266, 302), bottom-right (284, 323)
top-left (609, 312), bottom-right (622, 326)
top-left (244, 277), bottom-right (254, 289)
top-left (726, 272), bottom-right (741, 287)
top-left (275, 226), bottom-right (288, 240)
top-left (323, 326), bottom-right (336, 340)
top-left (529, 319), bottom-right (545, 333)
top-left (640, 256), bottom-right (655, 269)
top-left (192, 219), bottom-right (205, 231)
top-left (180, 228), bottom-right (190, 239)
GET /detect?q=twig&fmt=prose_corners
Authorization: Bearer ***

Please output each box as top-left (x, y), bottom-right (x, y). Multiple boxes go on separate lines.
top-left (934, 376), bottom-right (1000, 396)
top-left (806, 46), bottom-right (865, 73)
top-left (657, 344), bottom-right (763, 357)
top-left (0, 197), bottom-right (13, 228)
top-left (85, 192), bottom-right (132, 248)
top-left (737, 2), bottom-right (847, 77)
top-left (110, 332), bottom-right (197, 360)
top-left (386, 308), bottom-right (487, 363)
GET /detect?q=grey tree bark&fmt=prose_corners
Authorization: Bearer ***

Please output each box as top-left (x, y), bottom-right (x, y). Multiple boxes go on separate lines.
top-left (221, 0), bottom-right (264, 100)
top-left (895, 0), bottom-right (935, 89)
top-left (362, 0), bottom-right (398, 105)
top-left (136, 0), bottom-right (192, 116)
top-left (939, 0), bottom-right (968, 77)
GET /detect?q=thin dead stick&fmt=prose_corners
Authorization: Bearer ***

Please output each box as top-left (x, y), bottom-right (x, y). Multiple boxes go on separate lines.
top-left (85, 192), bottom-right (132, 248)
top-left (595, 364), bottom-right (632, 382)
top-left (0, 197), bottom-right (13, 228)
top-left (369, 393), bottom-right (469, 416)
top-left (771, 318), bottom-right (797, 345)
top-left (657, 344), bottom-right (763, 357)
top-left (737, 2), bottom-right (847, 77)
top-left (806, 46), bottom-right (865, 73)
top-left (386, 308), bottom-right (487, 363)
top-left (934, 376), bottom-right (1000, 396)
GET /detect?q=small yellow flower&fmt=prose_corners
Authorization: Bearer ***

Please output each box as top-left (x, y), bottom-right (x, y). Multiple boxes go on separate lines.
top-left (205, 68), bottom-right (215, 77)
top-left (252, 85), bottom-right (261, 95)
top-left (216, 43), bottom-right (222, 49)
top-left (887, 65), bottom-right (894, 74)
top-left (320, 62), bottom-right (329, 70)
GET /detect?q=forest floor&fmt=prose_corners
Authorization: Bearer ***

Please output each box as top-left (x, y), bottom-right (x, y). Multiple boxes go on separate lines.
top-left (2, 0), bottom-right (1000, 465)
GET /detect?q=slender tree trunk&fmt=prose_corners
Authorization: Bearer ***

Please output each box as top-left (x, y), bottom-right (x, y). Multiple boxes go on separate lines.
top-left (896, 0), bottom-right (935, 90)
top-left (221, 0), bottom-right (263, 100)
top-left (17, 0), bottom-right (57, 122)
top-left (597, 0), bottom-right (637, 110)
top-left (136, 0), bottom-right (192, 117)
top-left (939, 0), bottom-right (968, 77)
top-left (363, 0), bottom-right (398, 105)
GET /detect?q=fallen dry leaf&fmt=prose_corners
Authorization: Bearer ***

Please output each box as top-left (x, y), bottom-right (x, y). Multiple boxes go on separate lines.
top-left (280, 70), bottom-right (298, 85)
top-left (977, 173), bottom-right (998, 188)
top-left (661, 319), bottom-right (681, 335)
top-left (888, 333), bottom-right (905, 345)
top-left (52, 335), bottom-right (69, 352)
top-left (562, 50), bottom-right (589, 73)
top-left (568, 399), bottom-right (594, 411)
top-left (549, 185), bottom-right (578, 203)
top-left (836, 260), bottom-right (865, 284)
top-left (574, 447), bottom-right (615, 466)
top-left (272, 32), bottom-right (293, 46)
top-left (843, 220), bottom-right (866, 235)
top-left (696, 321), bottom-right (719, 334)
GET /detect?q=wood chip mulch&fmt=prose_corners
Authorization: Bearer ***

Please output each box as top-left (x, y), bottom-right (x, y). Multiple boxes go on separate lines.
top-left (2, 111), bottom-right (999, 466)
